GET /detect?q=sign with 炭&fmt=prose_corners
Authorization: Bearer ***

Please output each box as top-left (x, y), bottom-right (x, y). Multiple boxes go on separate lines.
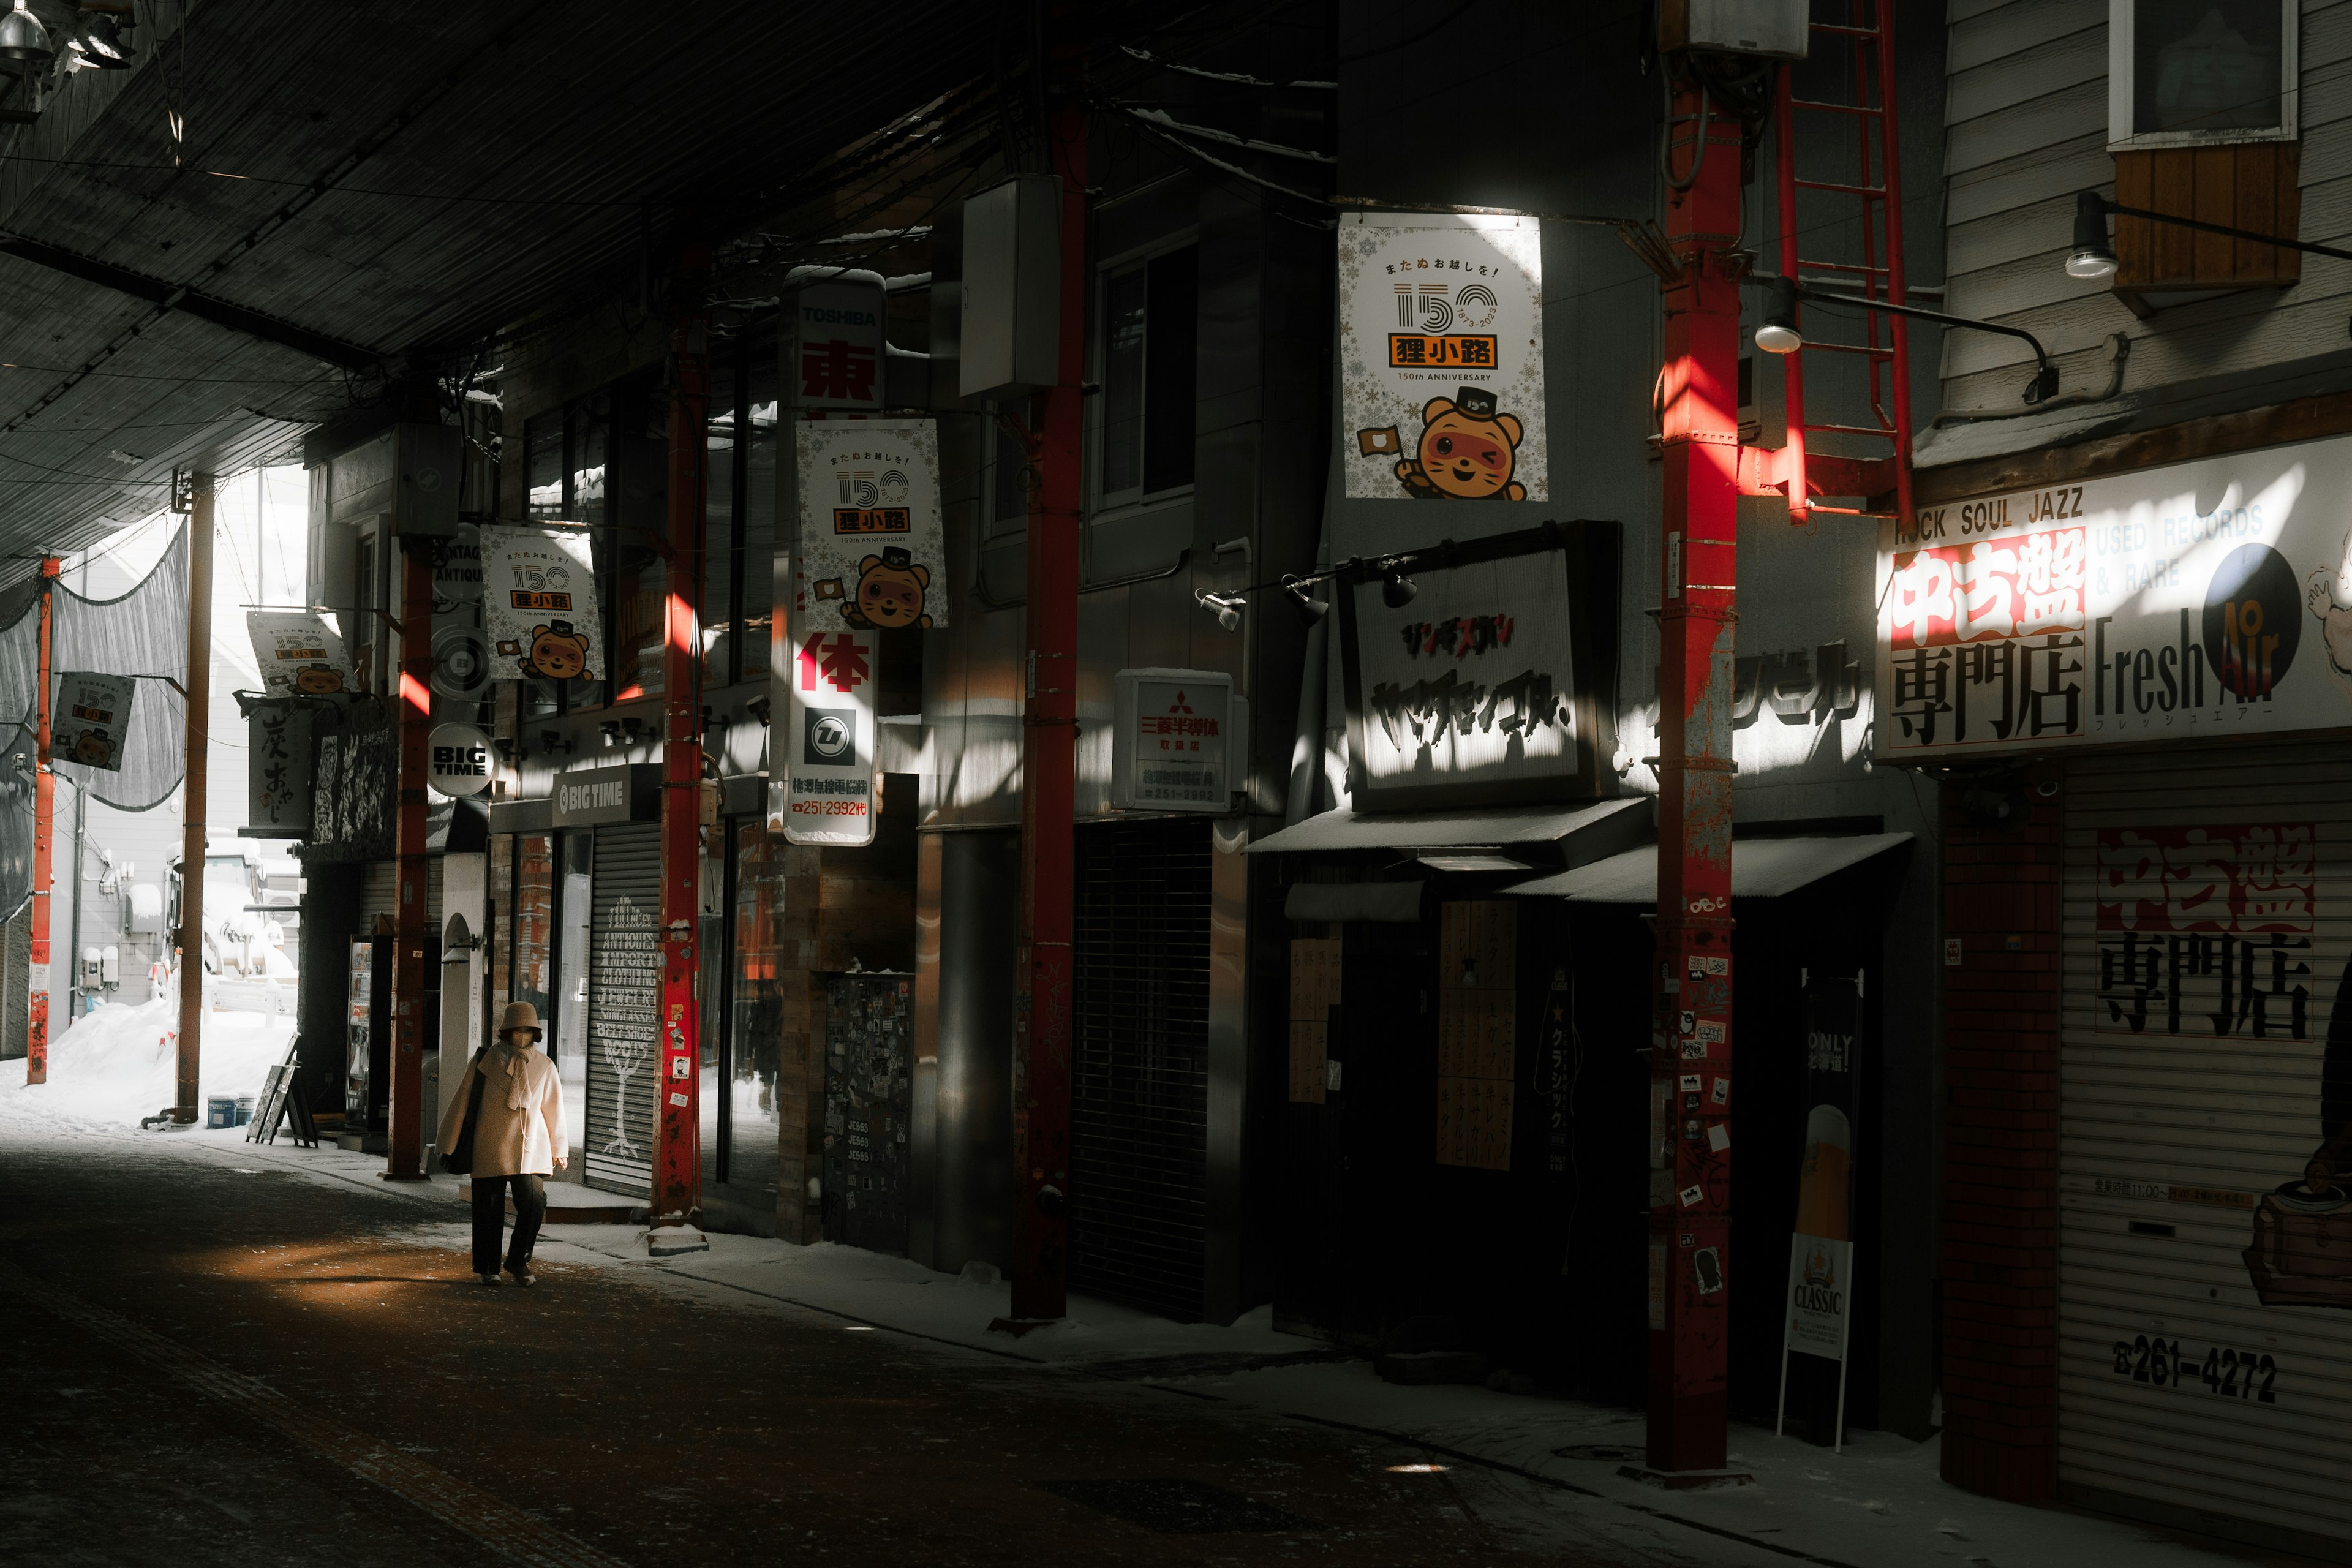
top-left (55, 671), bottom-right (134, 772)
top-left (1338, 211), bottom-right (1545, 502)
top-left (785, 271), bottom-right (888, 413)
top-left (480, 524), bottom-right (604, 684)
top-left (245, 703), bottom-right (314, 835)
top-left (1339, 543), bottom-right (1580, 808)
top-left (795, 419), bottom-right (948, 632)
top-left (425, 721), bottom-right (492, 799)
top-left (1877, 430), bottom-right (2352, 760)
top-left (246, 610), bottom-right (355, 698)
top-left (773, 625), bottom-right (877, 847)
top-left (1110, 668), bottom-right (1232, 812)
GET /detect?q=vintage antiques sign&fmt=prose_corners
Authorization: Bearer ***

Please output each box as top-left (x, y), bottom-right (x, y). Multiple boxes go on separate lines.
top-left (55, 671), bottom-right (134, 772)
top-left (1338, 529), bottom-right (1595, 809)
top-left (1109, 668), bottom-right (1233, 812)
top-left (795, 418), bottom-right (947, 633)
top-left (1879, 431), bottom-right (2352, 760)
top-left (246, 610), bottom-right (355, 698)
top-left (1338, 211), bottom-right (1546, 502)
top-left (773, 625), bottom-right (877, 847)
top-left (479, 523), bottom-right (605, 683)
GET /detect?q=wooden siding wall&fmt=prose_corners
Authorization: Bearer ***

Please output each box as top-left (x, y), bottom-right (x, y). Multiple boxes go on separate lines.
top-left (1943, 0), bottom-right (2352, 413)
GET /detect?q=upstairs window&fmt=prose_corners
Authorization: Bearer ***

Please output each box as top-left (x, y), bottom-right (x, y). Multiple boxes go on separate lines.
top-left (1093, 243), bottom-right (1197, 511)
top-left (2110, 1), bottom-right (2297, 148)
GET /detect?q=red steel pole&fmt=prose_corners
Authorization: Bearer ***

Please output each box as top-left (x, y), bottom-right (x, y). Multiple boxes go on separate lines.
top-left (652, 249), bottom-right (712, 1228)
top-left (1649, 61), bottom-right (1744, 1474)
top-left (26, 557), bottom-right (56, 1084)
top-left (173, 477), bottom-right (215, 1123)
top-left (1009, 100), bottom-right (1088, 1322)
top-left (385, 534), bottom-right (434, 1177)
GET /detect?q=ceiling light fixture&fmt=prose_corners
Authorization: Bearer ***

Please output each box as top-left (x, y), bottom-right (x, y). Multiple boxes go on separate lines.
top-left (0, 0), bottom-right (52, 64)
top-left (78, 12), bottom-right (130, 68)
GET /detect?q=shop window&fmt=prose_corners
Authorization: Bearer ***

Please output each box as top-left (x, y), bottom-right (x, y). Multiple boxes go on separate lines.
top-left (1093, 243), bottom-right (1198, 512)
top-left (703, 325), bottom-right (779, 690)
top-left (720, 818), bottom-right (786, 1193)
top-left (984, 402), bottom-right (1033, 543)
top-left (2106, 0), bottom-right (2301, 311)
top-left (525, 415), bottom-right (565, 522)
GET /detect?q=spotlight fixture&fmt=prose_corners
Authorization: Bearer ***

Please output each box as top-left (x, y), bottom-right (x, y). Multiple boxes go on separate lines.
top-left (78, 13), bottom-right (131, 69)
top-left (1754, 274), bottom-right (1802, 356)
top-left (1381, 570), bottom-right (1417, 609)
top-left (1283, 575), bottom-right (1329, 625)
top-left (0, 0), bottom-right (51, 64)
top-left (2065, 190), bottom-right (2119, 281)
top-left (1197, 590), bottom-right (1246, 633)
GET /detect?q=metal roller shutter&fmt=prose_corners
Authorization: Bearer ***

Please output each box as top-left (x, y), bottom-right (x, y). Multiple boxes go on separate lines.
top-left (360, 861), bottom-right (398, 930)
top-left (1070, 818), bottom-right (1212, 1321)
top-left (584, 823), bottom-right (662, 1198)
top-left (2061, 738), bottom-right (2352, 1544)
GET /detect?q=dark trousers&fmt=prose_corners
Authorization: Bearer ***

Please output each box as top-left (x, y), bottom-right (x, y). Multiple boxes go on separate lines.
top-left (470, 1174), bottom-right (547, 1275)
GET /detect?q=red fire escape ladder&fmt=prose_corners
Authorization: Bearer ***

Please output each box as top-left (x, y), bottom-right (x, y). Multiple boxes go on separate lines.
top-left (1751, 1), bottom-right (1915, 528)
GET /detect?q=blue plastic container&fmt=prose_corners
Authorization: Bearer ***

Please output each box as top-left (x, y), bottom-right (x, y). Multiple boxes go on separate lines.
top-left (205, 1096), bottom-right (236, 1129)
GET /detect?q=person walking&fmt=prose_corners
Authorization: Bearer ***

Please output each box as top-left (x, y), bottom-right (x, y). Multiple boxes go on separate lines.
top-left (437, 1001), bottom-right (567, 1286)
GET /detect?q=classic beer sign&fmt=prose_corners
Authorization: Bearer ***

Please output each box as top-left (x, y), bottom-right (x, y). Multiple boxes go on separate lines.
top-left (1879, 431), bottom-right (2352, 759)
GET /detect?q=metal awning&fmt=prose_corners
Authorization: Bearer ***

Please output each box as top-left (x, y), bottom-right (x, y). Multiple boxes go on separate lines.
top-left (1246, 796), bottom-right (1649, 856)
top-left (1503, 832), bottom-right (1915, 903)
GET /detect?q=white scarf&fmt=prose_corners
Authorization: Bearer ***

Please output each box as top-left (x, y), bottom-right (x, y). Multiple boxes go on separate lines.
top-left (486, 1039), bottom-right (535, 1111)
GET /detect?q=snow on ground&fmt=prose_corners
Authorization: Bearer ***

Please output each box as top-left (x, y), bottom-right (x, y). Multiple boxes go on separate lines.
top-left (1, 997), bottom-right (293, 1129)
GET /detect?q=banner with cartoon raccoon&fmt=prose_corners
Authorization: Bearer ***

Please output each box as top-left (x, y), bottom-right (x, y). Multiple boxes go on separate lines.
top-left (794, 418), bottom-right (948, 631)
top-left (478, 523), bottom-right (605, 683)
top-left (246, 609), bottom-right (356, 698)
top-left (1338, 211), bottom-right (1546, 502)
top-left (55, 671), bottom-right (134, 772)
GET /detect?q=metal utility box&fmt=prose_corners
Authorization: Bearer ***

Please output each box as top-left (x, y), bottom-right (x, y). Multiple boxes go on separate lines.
top-left (959, 175), bottom-right (1061, 398)
top-left (396, 421), bottom-right (463, 538)
top-left (1659, 0), bottom-right (1808, 59)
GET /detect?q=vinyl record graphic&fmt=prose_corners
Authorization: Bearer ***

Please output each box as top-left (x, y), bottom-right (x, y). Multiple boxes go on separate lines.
top-left (431, 624), bottom-right (491, 699)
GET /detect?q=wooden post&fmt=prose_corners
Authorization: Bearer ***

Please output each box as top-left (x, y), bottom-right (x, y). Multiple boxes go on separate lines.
top-left (24, 557), bottom-right (56, 1084)
top-left (385, 536), bottom-right (433, 1177)
top-left (173, 478), bottom-right (214, 1123)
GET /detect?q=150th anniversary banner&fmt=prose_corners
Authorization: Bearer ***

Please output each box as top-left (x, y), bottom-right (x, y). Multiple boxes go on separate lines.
top-left (1877, 431), bottom-right (2352, 760)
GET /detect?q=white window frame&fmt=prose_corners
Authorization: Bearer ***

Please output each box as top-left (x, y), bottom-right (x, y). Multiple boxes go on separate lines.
top-left (2108, 0), bottom-right (2298, 150)
top-left (1087, 230), bottom-right (1199, 519)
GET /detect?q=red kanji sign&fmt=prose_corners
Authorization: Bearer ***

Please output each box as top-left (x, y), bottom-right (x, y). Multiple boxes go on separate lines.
top-left (799, 631), bottom-right (870, 694)
top-left (801, 339), bottom-right (878, 404)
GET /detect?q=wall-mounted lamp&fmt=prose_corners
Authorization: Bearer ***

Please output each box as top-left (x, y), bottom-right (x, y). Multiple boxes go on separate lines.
top-left (1749, 273), bottom-right (2060, 405)
top-left (1197, 589), bottom-right (1246, 633)
top-left (1381, 570), bottom-right (1417, 609)
top-left (2067, 190), bottom-right (2119, 281)
top-left (1282, 575), bottom-right (1329, 625)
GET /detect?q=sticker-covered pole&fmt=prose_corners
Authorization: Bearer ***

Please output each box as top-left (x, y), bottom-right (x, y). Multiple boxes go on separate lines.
top-left (1648, 57), bottom-right (1743, 1473)
top-left (1009, 96), bottom-right (1087, 1322)
top-left (25, 557), bottom-right (56, 1084)
top-left (384, 529), bottom-right (434, 1178)
top-left (173, 477), bottom-right (215, 1123)
top-left (652, 244), bottom-right (712, 1235)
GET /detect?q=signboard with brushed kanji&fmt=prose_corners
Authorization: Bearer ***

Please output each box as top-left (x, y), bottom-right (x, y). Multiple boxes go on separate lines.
top-left (773, 625), bottom-right (877, 847)
top-left (1110, 668), bottom-right (1235, 813)
top-left (244, 701), bottom-right (314, 837)
top-left (1877, 429), bottom-right (2352, 760)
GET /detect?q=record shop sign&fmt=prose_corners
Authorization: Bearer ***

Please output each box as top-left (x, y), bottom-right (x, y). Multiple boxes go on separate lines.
top-left (550, 762), bottom-right (659, 827)
top-left (1879, 430), bottom-right (2352, 760)
top-left (1340, 526), bottom-right (1605, 809)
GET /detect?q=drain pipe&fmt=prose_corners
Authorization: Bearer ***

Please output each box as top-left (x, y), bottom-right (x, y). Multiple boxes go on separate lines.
top-left (1284, 447), bottom-right (1338, 826)
top-left (1934, 331), bottom-right (2130, 424)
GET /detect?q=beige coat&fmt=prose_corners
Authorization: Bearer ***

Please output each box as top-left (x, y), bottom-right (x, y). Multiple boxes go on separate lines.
top-left (436, 1041), bottom-right (566, 1177)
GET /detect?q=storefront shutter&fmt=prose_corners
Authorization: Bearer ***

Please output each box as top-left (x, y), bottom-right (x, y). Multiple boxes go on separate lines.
top-left (360, 861), bottom-right (398, 930)
top-left (1071, 818), bottom-right (1212, 1321)
top-left (584, 822), bottom-right (662, 1198)
top-left (2061, 738), bottom-right (2352, 1544)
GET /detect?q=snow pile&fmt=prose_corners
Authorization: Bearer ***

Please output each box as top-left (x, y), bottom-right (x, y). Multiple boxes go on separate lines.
top-left (0, 997), bottom-right (296, 1127)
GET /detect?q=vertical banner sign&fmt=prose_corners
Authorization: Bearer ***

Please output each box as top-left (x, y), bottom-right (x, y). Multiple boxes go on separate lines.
top-left (794, 418), bottom-right (949, 631)
top-left (54, 671), bottom-right (133, 771)
top-left (478, 524), bottom-right (605, 683)
top-left (776, 623), bottom-right (876, 847)
top-left (1777, 976), bottom-right (1862, 1449)
top-left (246, 610), bottom-right (355, 697)
top-left (1338, 211), bottom-right (1546, 502)
top-left (785, 271), bottom-right (888, 414)
top-left (429, 524), bottom-right (491, 710)
top-left (246, 705), bottom-right (315, 834)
